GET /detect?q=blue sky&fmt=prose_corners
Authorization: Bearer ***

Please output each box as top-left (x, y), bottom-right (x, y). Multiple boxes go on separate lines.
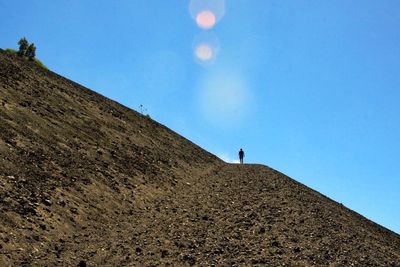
top-left (1, 0), bottom-right (399, 234)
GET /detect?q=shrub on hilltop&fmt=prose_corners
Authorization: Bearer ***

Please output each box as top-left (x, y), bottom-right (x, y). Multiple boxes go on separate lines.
top-left (4, 38), bottom-right (46, 69)
top-left (17, 37), bottom-right (29, 56)
top-left (17, 37), bottom-right (36, 60)
top-left (26, 43), bottom-right (36, 61)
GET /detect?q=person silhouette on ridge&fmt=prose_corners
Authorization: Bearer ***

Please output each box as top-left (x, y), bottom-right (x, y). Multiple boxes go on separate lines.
top-left (239, 148), bottom-right (245, 164)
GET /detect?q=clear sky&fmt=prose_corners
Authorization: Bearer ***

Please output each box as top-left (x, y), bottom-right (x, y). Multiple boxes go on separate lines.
top-left (1, 0), bottom-right (399, 234)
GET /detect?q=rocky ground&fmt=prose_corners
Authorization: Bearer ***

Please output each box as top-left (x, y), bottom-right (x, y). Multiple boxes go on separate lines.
top-left (1, 50), bottom-right (399, 266)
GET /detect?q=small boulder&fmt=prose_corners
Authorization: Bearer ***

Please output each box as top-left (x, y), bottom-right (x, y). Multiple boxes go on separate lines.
top-left (44, 199), bottom-right (52, 206)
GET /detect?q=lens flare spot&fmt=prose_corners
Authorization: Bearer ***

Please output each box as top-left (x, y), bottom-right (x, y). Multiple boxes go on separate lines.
top-left (196, 10), bottom-right (216, 29)
top-left (193, 32), bottom-right (219, 65)
top-left (189, 0), bottom-right (225, 26)
top-left (195, 44), bottom-right (213, 61)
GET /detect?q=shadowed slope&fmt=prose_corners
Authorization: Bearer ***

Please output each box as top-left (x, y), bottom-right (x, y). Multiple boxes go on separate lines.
top-left (0, 50), bottom-right (399, 266)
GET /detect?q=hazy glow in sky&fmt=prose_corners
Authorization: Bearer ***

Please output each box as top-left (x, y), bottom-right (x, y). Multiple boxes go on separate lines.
top-left (199, 70), bottom-right (252, 127)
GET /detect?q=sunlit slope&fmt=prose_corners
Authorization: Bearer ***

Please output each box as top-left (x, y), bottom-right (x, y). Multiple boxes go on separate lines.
top-left (0, 50), bottom-right (399, 266)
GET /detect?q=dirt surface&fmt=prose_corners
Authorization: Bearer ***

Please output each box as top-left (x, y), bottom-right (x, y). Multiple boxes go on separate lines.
top-left (1, 50), bottom-right (399, 266)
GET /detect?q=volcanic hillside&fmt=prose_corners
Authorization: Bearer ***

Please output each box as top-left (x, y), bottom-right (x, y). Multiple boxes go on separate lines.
top-left (0, 50), bottom-right (399, 266)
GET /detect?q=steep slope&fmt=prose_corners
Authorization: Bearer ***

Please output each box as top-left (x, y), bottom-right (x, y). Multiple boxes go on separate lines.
top-left (0, 50), bottom-right (399, 266)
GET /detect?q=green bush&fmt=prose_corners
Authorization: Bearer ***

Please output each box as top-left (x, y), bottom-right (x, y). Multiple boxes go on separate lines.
top-left (26, 43), bottom-right (36, 60)
top-left (18, 37), bottom-right (28, 56)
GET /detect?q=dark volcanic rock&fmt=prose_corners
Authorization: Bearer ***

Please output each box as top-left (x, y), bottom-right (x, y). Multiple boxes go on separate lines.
top-left (0, 50), bottom-right (399, 266)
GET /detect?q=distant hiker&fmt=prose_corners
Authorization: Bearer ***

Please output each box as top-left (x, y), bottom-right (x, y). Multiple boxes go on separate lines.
top-left (239, 148), bottom-right (245, 164)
